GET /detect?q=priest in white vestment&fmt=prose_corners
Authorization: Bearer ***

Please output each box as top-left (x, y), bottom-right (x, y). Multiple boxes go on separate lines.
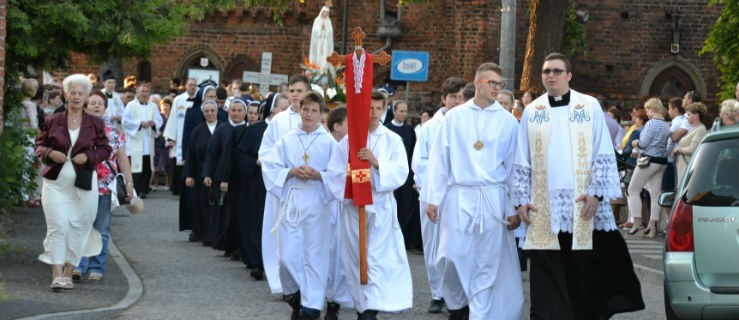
top-left (258, 76), bottom-right (309, 295)
top-left (122, 83), bottom-right (163, 198)
top-left (162, 78), bottom-right (197, 195)
top-left (411, 76), bottom-right (467, 314)
top-left (513, 53), bottom-right (644, 319)
top-left (325, 91), bottom-right (413, 317)
top-left (261, 93), bottom-right (338, 319)
top-left (425, 63), bottom-right (523, 320)
top-left (101, 73), bottom-right (125, 130)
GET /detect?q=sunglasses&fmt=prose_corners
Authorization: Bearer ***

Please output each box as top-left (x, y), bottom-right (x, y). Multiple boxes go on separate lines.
top-left (479, 79), bottom-right (506, 89)
top-left (542, 68), bottom-right (567, 75)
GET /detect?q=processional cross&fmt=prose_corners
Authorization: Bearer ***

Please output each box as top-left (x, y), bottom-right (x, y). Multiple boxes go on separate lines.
top-left (327, 27), bottom-right (391, 285)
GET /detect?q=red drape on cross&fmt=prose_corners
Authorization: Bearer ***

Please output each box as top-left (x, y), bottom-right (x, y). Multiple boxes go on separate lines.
top-left (343, 51), bottom-right (374, 206)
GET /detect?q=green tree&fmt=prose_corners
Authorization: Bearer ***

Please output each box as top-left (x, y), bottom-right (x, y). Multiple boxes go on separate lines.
top-left (1, 0), bottom-right (294, 210)
top-left (702, 0), bottom-right (738, 100)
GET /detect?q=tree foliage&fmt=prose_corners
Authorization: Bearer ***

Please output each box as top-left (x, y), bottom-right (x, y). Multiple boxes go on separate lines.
top-left (2, 0), bottom-right (298, 211)
top-left (701, 0), bottom-right (738, 100)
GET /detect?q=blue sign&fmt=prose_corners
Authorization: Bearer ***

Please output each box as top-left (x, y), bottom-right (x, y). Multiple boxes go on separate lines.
top-left (391, 51), bottom-right (429, 82)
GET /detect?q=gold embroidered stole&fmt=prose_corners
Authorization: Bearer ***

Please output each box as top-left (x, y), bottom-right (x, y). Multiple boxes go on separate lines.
top-left (523, 99), bottom-right (595, 250)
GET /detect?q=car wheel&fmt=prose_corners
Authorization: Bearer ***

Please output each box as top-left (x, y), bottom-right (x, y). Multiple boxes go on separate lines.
top-left (664, 281), bottom-right (680, 320)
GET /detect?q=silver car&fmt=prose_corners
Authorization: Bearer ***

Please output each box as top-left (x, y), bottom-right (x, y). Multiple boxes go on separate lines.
top-left (659, 125), bottom-right (739, 319)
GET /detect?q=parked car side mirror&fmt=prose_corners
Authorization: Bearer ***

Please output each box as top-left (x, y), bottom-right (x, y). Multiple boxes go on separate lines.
top-left (659, 191), bottom-right (675, 208)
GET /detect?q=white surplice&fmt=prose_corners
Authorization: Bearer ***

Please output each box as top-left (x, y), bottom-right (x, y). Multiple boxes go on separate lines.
top-left (258, 106), bottom-right (302, 294)
top-left (262, 125), bottom-right (337, 310)
top-left (512, 90), bottom-right (620, 237)
top-left (162, 92), bottom-right (195, 165)
top-left (122, 99), bottom-right (163, 173)
top-left (410, 107), bottom-right (446, 300)
top-left (425, 99), bottom-right (523, 320)
top-left (102, 89), bottom-right (125, 130)
top-left (325, 124), bottom-right (413, 313)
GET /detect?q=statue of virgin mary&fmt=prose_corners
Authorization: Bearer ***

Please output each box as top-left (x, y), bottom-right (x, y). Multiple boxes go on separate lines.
top-left (310, 6), bottom-right (334, 74)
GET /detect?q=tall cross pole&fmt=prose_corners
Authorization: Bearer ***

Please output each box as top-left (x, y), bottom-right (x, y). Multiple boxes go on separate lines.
top-left (327, 27), bottom-right (391, 286)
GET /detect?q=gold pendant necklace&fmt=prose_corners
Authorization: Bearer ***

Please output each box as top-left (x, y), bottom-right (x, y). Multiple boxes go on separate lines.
top-left (472, 108), bottom-right (490, 151)
top-left (297, 132), bottom-right (321, 166)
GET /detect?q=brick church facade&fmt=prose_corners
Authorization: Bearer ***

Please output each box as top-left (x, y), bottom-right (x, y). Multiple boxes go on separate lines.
top-left (68, 0), bottom-right (722, 111)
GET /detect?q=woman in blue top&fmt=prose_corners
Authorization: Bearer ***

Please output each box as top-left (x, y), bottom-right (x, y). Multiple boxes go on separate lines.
top-left (626, 98), bottom-right (671, 238)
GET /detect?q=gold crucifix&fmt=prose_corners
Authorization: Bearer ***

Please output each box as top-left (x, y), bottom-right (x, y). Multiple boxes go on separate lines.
top-left (327, 27), bottom-right (392, 68)
top-left (302, 153), bottom-right (309, 166)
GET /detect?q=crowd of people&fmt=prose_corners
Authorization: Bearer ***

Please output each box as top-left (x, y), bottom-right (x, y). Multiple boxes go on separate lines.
top-left (20, 50), bottom-right (739, 320)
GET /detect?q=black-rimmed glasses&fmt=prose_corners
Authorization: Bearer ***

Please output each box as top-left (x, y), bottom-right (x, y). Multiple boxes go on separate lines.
top-left (542, 68), bottom-right (567, 75)
top-left (479, 79), bottom-right (506, 89)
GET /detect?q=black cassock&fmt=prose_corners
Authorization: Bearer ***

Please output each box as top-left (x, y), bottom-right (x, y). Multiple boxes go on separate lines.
top-left (384, 121), bottom-right (418, 248)
top-left (183, 121), bottom-right (219, 243)
top-left (218, 121), bottom-right (268, 269)
top-left (203, 122), bottom-right (242, 250)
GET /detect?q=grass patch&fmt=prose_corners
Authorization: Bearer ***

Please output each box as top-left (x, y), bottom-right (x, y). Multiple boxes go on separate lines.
top-left (0, 240), bottom-right (11, 256)
top-left (0, 240), bottom-right (10, 256)
top-left (0, 281), bottom-right (11, 302)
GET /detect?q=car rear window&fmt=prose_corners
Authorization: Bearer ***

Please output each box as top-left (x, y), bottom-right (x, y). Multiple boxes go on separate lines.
top-left (682, 138), bottom-right (739, 206)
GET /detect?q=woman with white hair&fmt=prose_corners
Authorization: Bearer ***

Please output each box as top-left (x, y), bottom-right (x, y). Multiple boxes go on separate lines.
top-left (711, 99), bottom-right (738, 132)
top-left (35, 74), bottom-right (112, 291)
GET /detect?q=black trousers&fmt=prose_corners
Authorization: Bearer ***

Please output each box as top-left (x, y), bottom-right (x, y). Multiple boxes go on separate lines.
top-left (130, 155), bottom-right (152, 196)
top-left (528, 231), bottom-right (644, 320)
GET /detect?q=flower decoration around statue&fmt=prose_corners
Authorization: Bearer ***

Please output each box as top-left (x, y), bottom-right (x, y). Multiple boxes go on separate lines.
top-left (301, 57), bottom-right (346, 104)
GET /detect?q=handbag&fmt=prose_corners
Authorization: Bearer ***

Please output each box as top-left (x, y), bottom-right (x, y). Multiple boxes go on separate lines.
top-left (106, 160), bottom-right (130, 205)
top-left (74, 167), bottom-right (94, 190)
top-left (636, 155), bottom-right (651, 168)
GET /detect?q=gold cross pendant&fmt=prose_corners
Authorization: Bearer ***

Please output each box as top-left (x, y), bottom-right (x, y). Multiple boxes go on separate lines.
top-left (302, 153), bottom-right (310, 165)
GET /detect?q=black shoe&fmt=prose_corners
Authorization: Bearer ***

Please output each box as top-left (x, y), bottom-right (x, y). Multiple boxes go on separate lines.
top-left (202, 241), bottom-right (211, 246)
top-left (325, 302), bottom-right (340, 320)
top-left (188, 232), bottom-right (198, 242)
top-left (284, 291), bottom-right (301, 320)
top-left (230, 251), bottom-right (240, 261)
top-left (250, 268), bottom-right (265, 281)
top-left (300, 307), bottom-right (320, 320)
top-left (139, 193), bottom-right (147, 199)
top-left (356, 310), bottom-right (377, 320)
top-left (428, 298), bottom-right (444, 314)
top-left (448, 306), bottom-right (469, 320)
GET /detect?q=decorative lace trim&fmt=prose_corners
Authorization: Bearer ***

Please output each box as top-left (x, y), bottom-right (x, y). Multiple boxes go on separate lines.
top-left (352, 50), bottom-right (366, 94)
top-left (587, 153), bottom-right (622, 200)
top-left (512, 164), bottom-right (531, 206)
top-left (549, 189), bottom-right (617, 233)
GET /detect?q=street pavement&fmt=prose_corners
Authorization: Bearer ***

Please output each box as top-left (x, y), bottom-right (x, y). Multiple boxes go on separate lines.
top-left (1, 191), bottom-right (667, 319)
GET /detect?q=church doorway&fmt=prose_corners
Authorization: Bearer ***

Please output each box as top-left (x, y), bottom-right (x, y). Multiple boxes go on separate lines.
top-left (175, 47), bottom-right (224, 86)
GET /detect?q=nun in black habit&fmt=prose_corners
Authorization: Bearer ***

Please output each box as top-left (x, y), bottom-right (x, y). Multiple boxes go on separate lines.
top-left (179, 82), bottom-right (227, 241)
top-left (217, 95), bottom-right (273, 279)
top-left (184, 100), bottom-right (221, 245)
top-left (203, 99), bottom-right (247, 251)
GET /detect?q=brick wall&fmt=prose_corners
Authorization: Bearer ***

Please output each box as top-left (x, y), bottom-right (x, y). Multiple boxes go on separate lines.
top-left (66, 1), bottom-right (722, 110)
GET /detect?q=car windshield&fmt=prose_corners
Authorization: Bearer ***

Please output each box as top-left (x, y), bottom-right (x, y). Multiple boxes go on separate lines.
top-left (681, 137), bottom-right (739, 207)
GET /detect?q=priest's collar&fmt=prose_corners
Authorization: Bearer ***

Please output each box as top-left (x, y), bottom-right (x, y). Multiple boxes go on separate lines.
top-left (548, 90), bottom-right (571, 107)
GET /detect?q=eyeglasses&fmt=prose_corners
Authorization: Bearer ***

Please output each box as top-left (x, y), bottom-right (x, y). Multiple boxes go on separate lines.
top-left (479, 79), bottom-right (506, 89)
top-left (542, 68), bottom-right (567, 75)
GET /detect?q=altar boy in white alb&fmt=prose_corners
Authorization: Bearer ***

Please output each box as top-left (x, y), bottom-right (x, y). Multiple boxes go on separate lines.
top-left (122, 83), bottom-right (163, 198)
top-left (259, 75), bottom-right (310, 295)
top-left (514, 52), bottom-right (644, 319)
top-left (411, 76), bottom-right (467, 314)
top-left (262, 92), bottom-right (338, 320)
top-left (425, 63), bottom-right (523, 320)
top-left (326, 90), bottom-right (413, 320)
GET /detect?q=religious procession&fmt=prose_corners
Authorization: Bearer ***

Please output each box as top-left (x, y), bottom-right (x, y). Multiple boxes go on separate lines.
top-left (1, 1), bottom-right (738, 320)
